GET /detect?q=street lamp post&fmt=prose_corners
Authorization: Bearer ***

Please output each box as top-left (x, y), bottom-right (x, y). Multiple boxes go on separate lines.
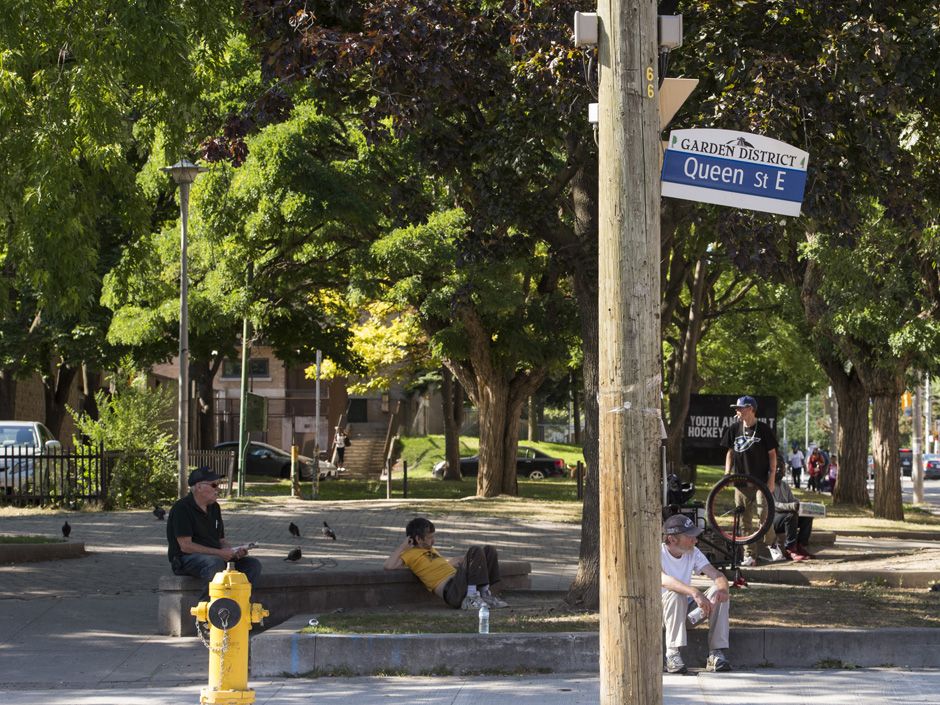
top-left (161, 159), bottom-right (207, 499)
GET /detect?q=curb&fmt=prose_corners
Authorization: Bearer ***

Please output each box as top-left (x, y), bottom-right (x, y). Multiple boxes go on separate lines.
top-left (833, 530), bottom-right (940, 540)
top-left (744, 568), bottom-right (940, 588)
top-left (250, 617), bottom-right (940, 676)
top-left (0, 541), bottom-right (86, 563)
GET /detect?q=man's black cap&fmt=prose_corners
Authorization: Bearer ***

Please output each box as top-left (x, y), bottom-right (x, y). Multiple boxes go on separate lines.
top-left (663, 514), bottom-right (704, 537)
top-left (188, 467), bottom-right (222, 486)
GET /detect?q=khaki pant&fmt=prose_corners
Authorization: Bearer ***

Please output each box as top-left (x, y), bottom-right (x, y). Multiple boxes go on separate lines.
top-left (734, 484), bottom-right (772, 559)
top-left (661, 585), bottom-right (730, 651)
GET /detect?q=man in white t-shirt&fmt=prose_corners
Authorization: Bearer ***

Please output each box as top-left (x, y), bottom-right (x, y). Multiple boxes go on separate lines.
top-left (661, 513), bottom-right (732, 674)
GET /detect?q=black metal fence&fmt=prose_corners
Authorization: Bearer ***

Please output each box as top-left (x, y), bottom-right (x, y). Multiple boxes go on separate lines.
top-left (0, 446), bottom-right (237, 506)
top-left (0, 444), bottom-right (110, 506)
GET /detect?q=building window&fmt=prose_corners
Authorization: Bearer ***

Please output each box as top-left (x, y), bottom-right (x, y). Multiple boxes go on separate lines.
top-left (221, 358), bottom-right (270, 379)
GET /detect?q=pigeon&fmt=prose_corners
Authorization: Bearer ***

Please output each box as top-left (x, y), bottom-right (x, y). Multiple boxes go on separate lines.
top-left (322, 521), bottom-right (336, 541)
top-left (289, 522), bottom-right (300, 538)
top-left (62, 521), bottom-right (71, 538)
top-left (153, 506), bottom-right (166, 521)
top-left (285, 548), bottom-right (302, 562)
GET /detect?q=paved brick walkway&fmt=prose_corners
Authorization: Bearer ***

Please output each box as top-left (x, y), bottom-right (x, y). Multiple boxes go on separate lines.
top-left (0, 499), bottom-right (580, 600)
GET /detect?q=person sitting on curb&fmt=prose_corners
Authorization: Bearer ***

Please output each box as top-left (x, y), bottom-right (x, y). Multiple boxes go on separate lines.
top-left (769, 466), bottom-right (814, 562)
top-left (661, 514), bottom-right (731, 674)
top-left (384, 516), bottom-right (508, 610)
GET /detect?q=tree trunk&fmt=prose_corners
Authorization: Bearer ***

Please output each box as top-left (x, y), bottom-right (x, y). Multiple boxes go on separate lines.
top-left (448, 307), bottom-right (546, 497)
top-left (565, 259), bottom-right (600, 608)
top-left (871, 388), bottom-right (905, 520)
top-left (572, 376), bottom-right (581, 446)
top-left (80, 365), bottom-right (100, 420)
top-left (191, 358), bottom-right (221, 450)
top-left (0, 370), bottom-right (17, 419)
top-left (470, 374), bottom-right (533, 497)
top-left (563, 135), bottom-right (600, 610)
top-left (43, 362), bottom-right (78, 440)
top-left (816, 350), bottom-right (869, 507)
top-left (440, 366), bottom-right (463, 481)
top-left (664, 257), bottom-right (707, 472)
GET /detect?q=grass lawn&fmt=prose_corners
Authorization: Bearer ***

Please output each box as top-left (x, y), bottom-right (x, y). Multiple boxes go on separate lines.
top-left (225, 452), bottom-right (940, 534)
top-left (0, 534), bottom-right (63, 544)
top-left (299, 581), bottom-right (940, 634)
top-left (394, 435), bottom-right (586, 477)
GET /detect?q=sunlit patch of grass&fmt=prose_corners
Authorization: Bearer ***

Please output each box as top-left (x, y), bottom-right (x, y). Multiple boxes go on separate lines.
top-left (0, 534), bottom-right (63, 544)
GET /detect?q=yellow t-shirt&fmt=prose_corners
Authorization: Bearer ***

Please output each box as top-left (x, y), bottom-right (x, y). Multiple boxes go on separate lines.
top-left (401, 546), bottom-right (456, 592)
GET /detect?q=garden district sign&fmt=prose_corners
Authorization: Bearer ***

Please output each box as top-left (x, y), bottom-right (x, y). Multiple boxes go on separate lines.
top-left (661, 128), bottom-right (809, 217)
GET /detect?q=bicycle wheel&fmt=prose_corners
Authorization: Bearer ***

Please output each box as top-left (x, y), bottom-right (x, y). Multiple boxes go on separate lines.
top-left (705, 473), bottom-right (774, 545)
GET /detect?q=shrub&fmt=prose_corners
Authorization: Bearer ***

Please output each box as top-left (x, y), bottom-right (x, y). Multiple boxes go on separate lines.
top-left (70, 375), bottom-right (176, 508)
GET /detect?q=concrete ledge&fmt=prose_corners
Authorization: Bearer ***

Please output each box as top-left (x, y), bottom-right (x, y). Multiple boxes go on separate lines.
top-left (158, 561), bottom-right (531, 637)
top-left (685, 627), bottom-right (940, 669)
top-left (833, 530), bottom-right (940, 540)
top-left (252, 618), bottom-right (595, 677)
top-left (743, 568), bottom-right (940, 588)
top-left (0, 541), bottom-right (86, 563)
top-left (251, 624), bottom-right (940, 676)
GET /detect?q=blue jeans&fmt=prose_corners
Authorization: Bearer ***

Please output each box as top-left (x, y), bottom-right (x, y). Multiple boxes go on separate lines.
top-left (175, 553), bottom-right (263, 603)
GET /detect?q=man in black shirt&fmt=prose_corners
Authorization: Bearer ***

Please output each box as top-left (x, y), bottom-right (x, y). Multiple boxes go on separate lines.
top-left (719, 395), bottom-right (778, 566)
top-left (167, 467), bottom-right (262, 604)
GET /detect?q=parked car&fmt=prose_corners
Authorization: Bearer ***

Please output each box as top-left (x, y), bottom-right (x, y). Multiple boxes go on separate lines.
top-left (433, 446), bottom-right (568, 480)
top-left (0, 421), bottom-right (62, 492)
top-left (922, 454), bottom-right (940, 480)
top-left (213, 441), bottom-right (341, 481)
top-left (900, 448), bottom-right (913, 477)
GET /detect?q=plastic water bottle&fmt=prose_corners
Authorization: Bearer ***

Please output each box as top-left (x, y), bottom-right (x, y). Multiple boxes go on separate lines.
top-left (478, 602), bottom-right (490, 634)
top-left (687, 606), bottom-right (704, 625)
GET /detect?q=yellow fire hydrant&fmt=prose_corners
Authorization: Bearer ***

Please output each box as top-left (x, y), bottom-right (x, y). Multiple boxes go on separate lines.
top-left (191, 563), bottom-right (269, 705)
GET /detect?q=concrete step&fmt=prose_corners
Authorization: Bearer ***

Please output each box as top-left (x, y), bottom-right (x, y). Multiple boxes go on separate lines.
top-left (251, 619), bottom-right (940, 676)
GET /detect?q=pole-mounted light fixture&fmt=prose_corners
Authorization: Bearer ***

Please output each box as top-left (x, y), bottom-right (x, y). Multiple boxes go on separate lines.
top-left (162, 158), bottom-right (208, 499)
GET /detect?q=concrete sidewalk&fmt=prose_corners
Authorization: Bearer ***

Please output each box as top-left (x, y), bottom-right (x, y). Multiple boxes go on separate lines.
top-left (1, 671), bottom-right (940, 705)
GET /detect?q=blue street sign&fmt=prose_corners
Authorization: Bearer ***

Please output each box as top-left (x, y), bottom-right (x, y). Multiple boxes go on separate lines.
top-left (661, 129), bottom-right (810, 217)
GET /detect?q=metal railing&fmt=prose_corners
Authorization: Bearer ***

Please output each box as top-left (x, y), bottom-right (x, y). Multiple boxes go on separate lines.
top-left (189, 448), bottom-right (236, 495)
top-left (0, 446), bottom-right (238, 506)
top-left (0, 444), bottom-right (109, 506)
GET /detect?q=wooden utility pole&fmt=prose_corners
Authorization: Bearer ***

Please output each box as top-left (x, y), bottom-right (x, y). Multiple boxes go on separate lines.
top-left (596, 1), bottom-right (663, 703)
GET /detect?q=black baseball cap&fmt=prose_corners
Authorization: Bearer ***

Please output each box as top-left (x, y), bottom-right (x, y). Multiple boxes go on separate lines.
top-left (188, 467), bottom-right (222, 486)
top-left (663, 514), bottom-right (704, 537)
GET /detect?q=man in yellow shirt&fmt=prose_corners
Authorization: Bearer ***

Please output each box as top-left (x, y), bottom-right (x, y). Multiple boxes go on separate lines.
top-left (384, 517), bottom-right (508, 609)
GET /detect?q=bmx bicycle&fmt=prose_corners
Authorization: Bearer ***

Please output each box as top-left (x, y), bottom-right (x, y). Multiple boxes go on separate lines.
top-left (664, 472), bottom-right (774, 586)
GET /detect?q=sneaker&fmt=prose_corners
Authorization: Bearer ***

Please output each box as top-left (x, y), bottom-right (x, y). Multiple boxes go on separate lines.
top-left (461, 594), bottom-right (487, 610)
top-left (664, 652), bottom-right (687, 674)
top-left (768, 546), bottom-right (785, 563)
top-left (795, 543), bottom-right (814, 558)
top-left (482, 594), bottom-right (509, 609)
top-left (706, 651), bottom-right (731, 672)
top-left (785, 548), bottom-right (807, 562)
top-left (740, 555), bottom-right (756, 567)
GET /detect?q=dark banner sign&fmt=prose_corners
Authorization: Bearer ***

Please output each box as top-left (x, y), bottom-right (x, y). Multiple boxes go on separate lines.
top-left (682, 394), bottom-right (778, 466)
